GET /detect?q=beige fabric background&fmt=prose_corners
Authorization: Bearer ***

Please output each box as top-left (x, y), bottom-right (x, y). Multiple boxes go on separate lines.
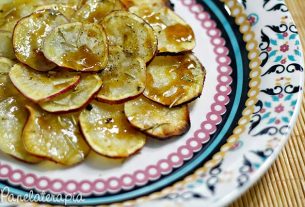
top-left (230, 1), bottom-right (305, 206)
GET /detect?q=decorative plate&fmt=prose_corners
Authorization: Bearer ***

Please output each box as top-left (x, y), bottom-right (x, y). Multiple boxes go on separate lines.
top-left (0, 0), bottom-right (303, 206)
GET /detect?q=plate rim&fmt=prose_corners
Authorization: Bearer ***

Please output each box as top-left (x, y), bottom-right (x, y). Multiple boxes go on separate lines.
top-left (0, 0), bottom-right (303, 206)
top-left (112, 0), bottom-right (305, 206)
top-left (0, 0), bottom-right (262, 205)
top-left (0, 0), bottom-right (241, 197)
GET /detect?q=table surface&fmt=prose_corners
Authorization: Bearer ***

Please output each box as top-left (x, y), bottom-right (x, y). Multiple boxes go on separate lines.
top-left (230, 0), bottom-right (305, 206)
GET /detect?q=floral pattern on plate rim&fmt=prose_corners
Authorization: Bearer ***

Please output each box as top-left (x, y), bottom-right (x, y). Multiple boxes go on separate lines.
top-left (113, 0), bottom-right (304, 207)
top-left (132, 0), bottom-right (304, 206)
top-left (102, 0), bottom-right (263, 205)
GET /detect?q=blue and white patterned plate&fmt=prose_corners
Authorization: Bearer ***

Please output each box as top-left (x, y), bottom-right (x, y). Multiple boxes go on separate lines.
top-left (0, 0), bottom-right (303, 206)
top-left (135, 0), bottom-right (305, 206)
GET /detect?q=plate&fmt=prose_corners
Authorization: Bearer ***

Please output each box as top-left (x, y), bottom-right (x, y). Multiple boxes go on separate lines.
top-left (0, 0), bottom-right (303, 206)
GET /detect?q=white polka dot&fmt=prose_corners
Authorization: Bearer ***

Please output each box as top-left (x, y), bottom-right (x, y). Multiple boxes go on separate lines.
top-left (123, 177), bottom-right (132, 184)
top-left (95, 181), bottom-right (105, 190)
top-left (205, 124), bottom-right (213, 130)
top-left (211, 114), bottom-right (218, 120)
top-left (213, 38), bottom-right (221, 44)
top-left (239, 118), bottom-right (248, 125)
top-left (241, 24), bottom-right (250, 33)
top-left (191, 5), bottom-right (201, 13)
top-left (82, 183), bottom-right (90, 191)
top-left (249, 90), bottom-right (257, 96)
top-left (247, 100), bottom-right (255, 106)
top-left (197, 13), bottom-right (207, 20)
top-left (161, 162), bottom-right (169, 169)
top-left (110, 180), bottom-right (118, 187)
top-left (149, 168), bottom-right (157, 175)
top-left (244, 33), bottom-right (253, 41)
top-left (249, 52), bottom-right (258, 59)
top-left (251, 71), bottom-right (259, 77)
top-left (171, 156), bottom-right (180, 163)
top-left (221, 145), bottom-right (231, 151)
top-left (220, 86), bottom-right (228, 92)
top-left (236, 16), bottom-right (246, 24)
top-left (204, 21), bottom-right (212, 27)
top-left (227, 0), bottom-right (234, 7)
top-left (13, 172), bottom-right (21, 180)
top-left (190, 141), bottom-right (199, 147)
top-left (220, 66), bottom-right (229, 73)
top-left (209, 29), bottom-right (217, 36)
top-left (218, 95), bottom-right (226, 102)
top-left (247, 42), bottom-right (255, 50)
top-left (232, 8), bottom-right (240, 16)
top-left (228, 138), bottom-right (236, 143)
top-left (217, 47), bottom-right (225, 53)
top-left (39, 180), bottom-right (48, 188)
top-left (0, 167), bottom-right (9, 175)
top-left (219, 57), bottom-right (228, 63)
top-left (214, 105), bottom-right (222, 111)
top-left (136, 173), bottom-right (145, 180)
top-left (53, 182), bottom-right (62, 190)
top-left (251, 61), bottom-right (259, 68)
top-left (221, 76), bottom-right (229, 82)
top-left (198, 132), bottom-right (206, 138)
top-left (250, 80), bottom-right (258, 87)
top-left (234, 128), bottom-right (243, 134)
top-left (214, 154), bottom-right (222, 160)
top-left (206, 162), bottom-right (215, 168)
top-left (67, 183), bottom-right (76, 191)
top-left (181, 148), bottom-right (189, 155)
top-left (243, 109), bottom-right (252, 116)
top-left (25, 176), bottom-right (34, 184)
